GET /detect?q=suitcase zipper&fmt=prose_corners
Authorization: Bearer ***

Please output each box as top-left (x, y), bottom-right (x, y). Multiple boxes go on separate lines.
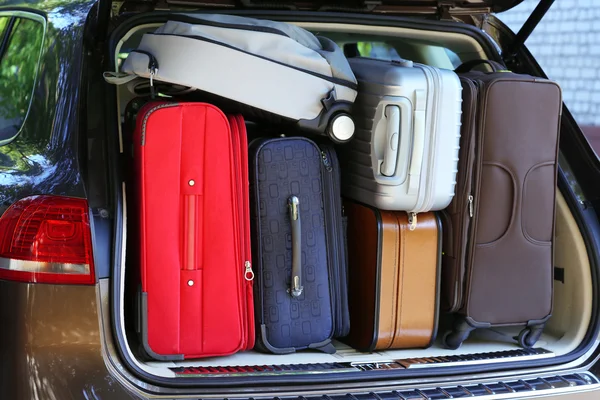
top-left (244, 260), bottom-right (254, 281)
top-left (462, 79), bottom-right (486, 311)
top-left (468, 195), bottom-right (474, 218)
top-left (407, 211), bottom-right (417, 230)
top-left (449, 78), bottom-right (478, 312)
top-left (321, 151), bottom-right (333, 171)
top-left (320, 148), bottom-right (347, 336)
top-left (419, 64), bottom-right (442, 213)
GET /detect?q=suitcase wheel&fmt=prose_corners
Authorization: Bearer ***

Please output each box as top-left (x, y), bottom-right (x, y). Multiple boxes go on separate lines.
top-left (516, 326), bottom-right (544, 349)
top-left (442, 318), bottom-right (475, 350)
top-left (327, 114), bottom-right (355, 144)
top-left (442, 330), bottom-right (467, 350)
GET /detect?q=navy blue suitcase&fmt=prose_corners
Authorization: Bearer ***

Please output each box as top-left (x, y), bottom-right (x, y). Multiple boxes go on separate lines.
top-left (249, 136), bottom-right (349, 354)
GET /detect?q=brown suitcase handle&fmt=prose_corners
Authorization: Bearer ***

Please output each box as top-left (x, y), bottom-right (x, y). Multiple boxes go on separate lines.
top-left (455, 59), bottom-right (509, 74)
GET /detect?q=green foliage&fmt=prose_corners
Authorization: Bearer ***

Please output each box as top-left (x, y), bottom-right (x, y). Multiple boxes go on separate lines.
top-left (0, 18), bottom-right (44, 137)
top-left (357, 42), bottom-right (373, 56)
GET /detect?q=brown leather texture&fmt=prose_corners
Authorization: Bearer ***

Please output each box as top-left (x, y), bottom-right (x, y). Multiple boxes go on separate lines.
top-left (344, 200), bottom-right (440, 351)
top-left (441, 71), bottom-right (561, 326)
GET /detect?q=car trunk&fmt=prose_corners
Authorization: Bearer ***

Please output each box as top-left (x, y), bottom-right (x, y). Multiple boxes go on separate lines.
top-left (104, 0), bottom-right (600, 388)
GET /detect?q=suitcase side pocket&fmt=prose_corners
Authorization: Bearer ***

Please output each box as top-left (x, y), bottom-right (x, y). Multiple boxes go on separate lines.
top-left (441, 78), bottom-right (478, 313)
top-left (320, 145), bottom-right (351, 338)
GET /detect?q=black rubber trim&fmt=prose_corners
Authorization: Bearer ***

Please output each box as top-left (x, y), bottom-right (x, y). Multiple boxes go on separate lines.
top-left (103, 10), bottom-right (600, 393)
top-left (0, 16), bottom-right (16, 62)
top-left (257, 325), bottom-right (296, 355)
top-left (144, 31), bottom-right (357, 90)
top-left (140, 292), bottom-right (185, 361)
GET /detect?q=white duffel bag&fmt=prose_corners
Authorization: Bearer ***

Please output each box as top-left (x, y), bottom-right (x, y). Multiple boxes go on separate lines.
top-left (104, 14), bottom-right (358, 142)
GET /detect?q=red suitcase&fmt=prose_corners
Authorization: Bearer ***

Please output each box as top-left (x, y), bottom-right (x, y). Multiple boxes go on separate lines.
top-left (134, 102), bottom-right (254, 360)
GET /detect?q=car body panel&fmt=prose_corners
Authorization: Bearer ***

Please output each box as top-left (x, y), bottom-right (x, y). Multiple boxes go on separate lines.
top-left (0, 281), bottom-right (135, 399)
top-left (0, 0), bottom-right (97, 213)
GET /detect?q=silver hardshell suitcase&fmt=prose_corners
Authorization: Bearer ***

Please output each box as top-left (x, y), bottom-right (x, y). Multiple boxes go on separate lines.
top-left (340, 57), bottom-right (462, 226)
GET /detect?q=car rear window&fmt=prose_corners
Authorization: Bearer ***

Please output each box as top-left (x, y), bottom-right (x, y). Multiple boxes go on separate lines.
top-left (0, 16), bottom-right (44, 145)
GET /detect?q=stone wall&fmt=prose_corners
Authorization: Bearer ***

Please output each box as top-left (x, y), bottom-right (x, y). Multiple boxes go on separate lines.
top-left (499, 0), bottom-right (600, 126)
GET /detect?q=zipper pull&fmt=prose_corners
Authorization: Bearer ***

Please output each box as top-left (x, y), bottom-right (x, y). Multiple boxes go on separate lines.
top-left (244, 261), bottom-right (254, 281)
top-left (468, 195), bottom-right (474, 218)
top-left (407, 212), bottom-right (417, 231)
top-left (321, 151), bottom-right (333, 172)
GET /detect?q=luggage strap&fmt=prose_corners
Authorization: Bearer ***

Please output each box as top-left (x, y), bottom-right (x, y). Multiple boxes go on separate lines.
top-left (103, 72), bottom-right (196, 97)
top-left (103, 71), bottom-right (138, 85)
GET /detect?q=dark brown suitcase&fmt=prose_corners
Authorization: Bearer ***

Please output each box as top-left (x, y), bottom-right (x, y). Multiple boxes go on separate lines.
top-left (343, 200), bottom-right (440, 351)
top-left (440, 60), bottom-right (561, 350)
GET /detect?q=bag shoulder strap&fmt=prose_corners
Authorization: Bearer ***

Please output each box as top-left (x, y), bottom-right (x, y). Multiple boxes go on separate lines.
top-left (103, 71), bottom-right (139, 85)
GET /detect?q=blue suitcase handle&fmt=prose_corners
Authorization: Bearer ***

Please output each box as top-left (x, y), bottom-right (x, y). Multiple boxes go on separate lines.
top-left (288, 195), bottom-right (303, 298)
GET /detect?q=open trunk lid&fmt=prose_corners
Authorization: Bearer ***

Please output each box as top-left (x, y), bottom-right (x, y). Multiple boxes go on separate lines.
top-left (113, 0), bottom-right (525, 16)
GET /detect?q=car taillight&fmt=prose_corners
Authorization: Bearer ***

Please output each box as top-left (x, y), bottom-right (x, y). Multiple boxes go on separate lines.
top-left (0, 195), bottom-right (95, 285)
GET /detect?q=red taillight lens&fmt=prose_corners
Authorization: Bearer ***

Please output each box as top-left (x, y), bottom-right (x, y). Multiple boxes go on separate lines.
top-left (0, 195), bottom-right (95, 285)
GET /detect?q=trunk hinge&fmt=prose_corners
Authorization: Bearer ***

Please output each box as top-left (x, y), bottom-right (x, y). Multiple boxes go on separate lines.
top-left (503, 0), bottom-right (555, 67)
top-left (437, 2), bottom-right (453, 21)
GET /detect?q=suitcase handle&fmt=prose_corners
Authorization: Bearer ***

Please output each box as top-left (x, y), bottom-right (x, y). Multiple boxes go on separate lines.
top-left (407, 90), bottom-right (426, 195)
top-left (455, 59), bottom-right (508, 73)
top-left (288, 196), bottom-right (304, 298)
top-left (381, 105), bottom-right (400, 177)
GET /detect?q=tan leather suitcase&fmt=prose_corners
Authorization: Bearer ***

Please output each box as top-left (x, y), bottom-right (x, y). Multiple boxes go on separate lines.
top-left (343, 200), bottom-right (440, 352)
top-left (440, 59), bottom-right (561, 350)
